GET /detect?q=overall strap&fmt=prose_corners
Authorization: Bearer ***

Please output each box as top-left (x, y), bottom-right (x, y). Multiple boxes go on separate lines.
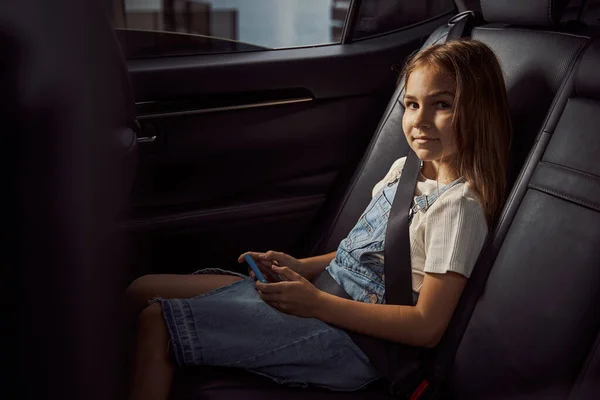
top-left (409, 177), bottom-right (465, 223)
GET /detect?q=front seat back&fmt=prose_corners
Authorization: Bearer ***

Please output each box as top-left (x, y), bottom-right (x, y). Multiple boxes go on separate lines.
top-left (6, 1), bottom-right (138, 399)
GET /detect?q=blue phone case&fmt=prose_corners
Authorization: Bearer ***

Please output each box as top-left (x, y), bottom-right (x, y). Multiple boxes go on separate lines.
top-left (245, 254), bottom-right (268, 283)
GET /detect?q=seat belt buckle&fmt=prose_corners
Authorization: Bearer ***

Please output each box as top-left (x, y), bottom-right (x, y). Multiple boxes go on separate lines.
top-left (409, 380), bottom-right (432, 400)
top-left (408, 379), bottom-right (439, 400)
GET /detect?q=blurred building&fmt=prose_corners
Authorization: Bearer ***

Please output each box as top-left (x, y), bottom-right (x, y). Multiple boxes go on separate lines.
top-left (331, 0), bottom-right (349, 41)
top-left (353, 0), bottom-right (454, 39)
top-left (112, 0), bottom-right (238, 41)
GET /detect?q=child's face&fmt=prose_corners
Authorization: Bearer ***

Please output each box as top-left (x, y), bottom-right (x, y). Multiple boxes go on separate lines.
top-left (402, 65), bottom-right (458, 165)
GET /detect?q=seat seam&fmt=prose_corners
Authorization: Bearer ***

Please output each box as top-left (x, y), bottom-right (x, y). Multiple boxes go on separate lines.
top-left (474, 26), bottom-right (590, 39)
top-left (548, 0), bottom-right (553, 25)
top-left (531, 39), bottom-right (590, 152)
top-left (539, 161), bottom-right (600, 182)
top-left (529, 184), bottom-right (600, 211)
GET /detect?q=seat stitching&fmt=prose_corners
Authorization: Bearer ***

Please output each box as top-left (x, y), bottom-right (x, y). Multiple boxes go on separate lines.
top-left (539, 161), bottom-right (600, 182)
top-left (529, 184), bottom-right (600, 211)
top-left (548, 0), bottom-right (553, 25)
top-left (474, 25), bottom-right (590, 38)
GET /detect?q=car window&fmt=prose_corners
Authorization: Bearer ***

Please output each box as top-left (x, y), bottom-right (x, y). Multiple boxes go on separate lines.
top-left (112, 1), bottom-right (457, 59)
top-left (113, 0), bottom-right (352, 58)
top-left (352, 0), bottom-right (455, 41)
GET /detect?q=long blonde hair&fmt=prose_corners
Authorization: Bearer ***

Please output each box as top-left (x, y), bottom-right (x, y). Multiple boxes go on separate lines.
top-left (402, 39), bottom-right (512, 227)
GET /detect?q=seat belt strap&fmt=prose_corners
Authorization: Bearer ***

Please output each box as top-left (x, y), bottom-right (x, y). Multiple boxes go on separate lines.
top-left (384, 150), bottom-right (421, 305)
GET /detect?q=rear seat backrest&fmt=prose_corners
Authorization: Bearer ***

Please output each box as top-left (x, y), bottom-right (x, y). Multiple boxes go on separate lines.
top-left (470, 27), bottom-right (587, 183)
top-left (316, 0), bottom-right (589, 255)
top-left (450, 38), bottom-right (600, 399)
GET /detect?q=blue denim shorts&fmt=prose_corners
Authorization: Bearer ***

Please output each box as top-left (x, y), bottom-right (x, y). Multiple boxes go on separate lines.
top-left (152, 268), bottom-right (382, 391)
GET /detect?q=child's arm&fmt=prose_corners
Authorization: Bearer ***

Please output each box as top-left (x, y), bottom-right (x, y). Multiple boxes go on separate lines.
top-left (314, 271), bottom-right (467, 348)
top-left (298, 252), bottom-right (337, 280)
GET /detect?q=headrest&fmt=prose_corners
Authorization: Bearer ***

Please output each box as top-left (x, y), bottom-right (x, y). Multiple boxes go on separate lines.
top-left (481, 0), bottom-right (571, 26)
top-left (575, 39), bottom-right (600, 99)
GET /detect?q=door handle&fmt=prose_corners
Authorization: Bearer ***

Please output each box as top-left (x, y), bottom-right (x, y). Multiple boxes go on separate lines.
top-left (137, 135), bottom-right (157, 144)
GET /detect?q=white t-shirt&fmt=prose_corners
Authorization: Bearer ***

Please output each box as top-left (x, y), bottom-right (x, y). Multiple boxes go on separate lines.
top-left (369, 157), bottom-right (489, 293)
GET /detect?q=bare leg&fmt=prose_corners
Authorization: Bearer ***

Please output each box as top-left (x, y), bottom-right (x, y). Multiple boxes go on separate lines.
top-left (124, 273), bottom-right (245, 400)
top-left (124, 273), bottom-right (245, 317)
top-left (129, 302), bottom-right (173, 400)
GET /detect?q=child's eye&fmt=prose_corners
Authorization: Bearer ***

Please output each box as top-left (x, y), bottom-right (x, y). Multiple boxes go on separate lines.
top-left (406, 102), bottom-right (418, 110)
top-left (436, 101), bottom-right (451, 109)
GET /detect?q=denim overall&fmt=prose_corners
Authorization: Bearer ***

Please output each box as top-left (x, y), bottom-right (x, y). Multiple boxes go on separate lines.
top-left (326, 175), bottom-right (464, 305)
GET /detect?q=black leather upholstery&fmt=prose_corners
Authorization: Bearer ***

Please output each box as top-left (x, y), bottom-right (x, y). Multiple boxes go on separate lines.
top-left (455, 0), bottom-right (482, 13)
top-left (481, 0), bottom-right (571, 26)
top-left (470, 27), bottom-right (588, 183)
top-left (575, 37), bottom-right (600, 98)
top-left (449, 38), bottom-right (600, 399)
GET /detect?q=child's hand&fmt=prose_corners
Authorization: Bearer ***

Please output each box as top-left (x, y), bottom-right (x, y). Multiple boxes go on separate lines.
top-left (237, 251), bottom-right (281, 282)
top-left (255, 265), bottom-right (324, 318)
top-left (258, 251), bottom-right (314, 280)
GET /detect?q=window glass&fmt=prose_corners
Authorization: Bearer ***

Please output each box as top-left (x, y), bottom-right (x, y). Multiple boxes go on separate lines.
top-left (112, 0), bottom-right (351, 58)
top-left (352, 0), bottom-right (455, 40)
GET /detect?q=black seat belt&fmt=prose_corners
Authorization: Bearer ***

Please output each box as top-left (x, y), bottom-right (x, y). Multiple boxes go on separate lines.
top-left (384, 149), bottom-right (420, 305)
top-left (312, 10), bottom-right (478, 398)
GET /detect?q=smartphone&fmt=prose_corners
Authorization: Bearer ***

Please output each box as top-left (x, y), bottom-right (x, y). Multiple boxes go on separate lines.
top-left (245, 254), bottom-right (268, 283)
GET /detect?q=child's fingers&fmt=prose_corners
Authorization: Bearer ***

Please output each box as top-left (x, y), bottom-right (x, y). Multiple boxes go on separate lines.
top-left (259, 267), bottom-right (280, 283)
top-left (272, 265), bottom-right (301, 281)
top-left (258, 260), bottom-right (281, 280)
top-left (238, 251), bottom-right (265, 263)
top-left (259, 259), bottom-right (272, 268)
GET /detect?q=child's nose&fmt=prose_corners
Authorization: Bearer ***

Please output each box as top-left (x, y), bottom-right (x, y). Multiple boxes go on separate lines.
top-left (413, 108), bottom-right (432, 129)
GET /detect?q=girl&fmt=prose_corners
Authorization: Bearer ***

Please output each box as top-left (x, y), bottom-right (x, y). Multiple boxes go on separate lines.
top-left (125, 39), bottom-right (512, 400)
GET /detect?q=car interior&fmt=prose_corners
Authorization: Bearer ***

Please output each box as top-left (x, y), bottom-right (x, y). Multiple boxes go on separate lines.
top-left (7, 0), bottom-right (600, 399)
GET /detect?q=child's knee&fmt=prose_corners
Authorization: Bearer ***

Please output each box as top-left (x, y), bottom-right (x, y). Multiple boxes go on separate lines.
top-left (124, 275), bottom-right (157, 314)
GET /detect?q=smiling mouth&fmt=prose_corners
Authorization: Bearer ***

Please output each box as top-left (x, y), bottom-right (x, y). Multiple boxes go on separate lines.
top-left (413, 137), bottom-right (437, 142)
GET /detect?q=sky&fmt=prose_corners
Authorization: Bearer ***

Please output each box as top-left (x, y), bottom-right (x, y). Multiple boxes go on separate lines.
top-left (124, 0), bottom-right (340, 48)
